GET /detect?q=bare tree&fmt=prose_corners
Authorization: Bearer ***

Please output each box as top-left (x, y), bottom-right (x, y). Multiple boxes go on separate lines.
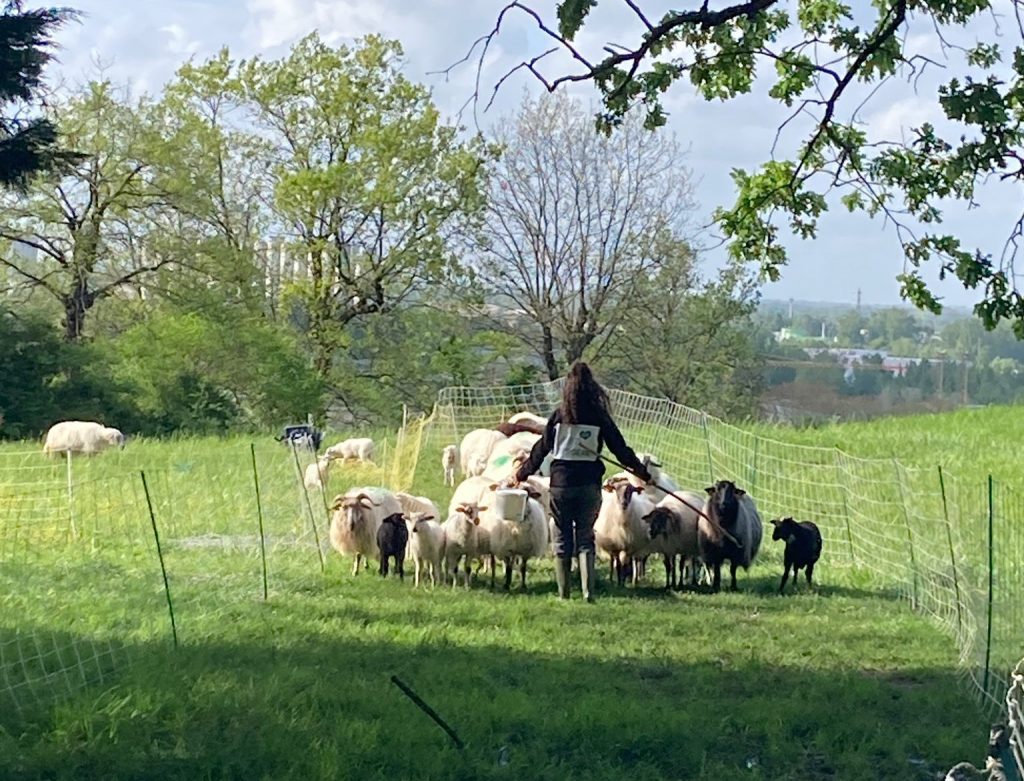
top-left (476, 90), bottom-right (696, 379)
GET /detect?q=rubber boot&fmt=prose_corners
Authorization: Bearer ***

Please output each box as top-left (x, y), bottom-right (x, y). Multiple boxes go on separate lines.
top-left (579, 551), bottom-right (596, 603)
top-left (554, 556), bottom-right (572, 599)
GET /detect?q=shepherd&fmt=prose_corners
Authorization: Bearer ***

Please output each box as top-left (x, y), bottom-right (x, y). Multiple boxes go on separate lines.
top-left (514, 362), bottom-right (651, 602)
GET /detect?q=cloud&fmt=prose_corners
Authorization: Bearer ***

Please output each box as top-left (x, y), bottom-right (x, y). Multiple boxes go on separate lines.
top-left (160, 23), bottom-right (200, 57)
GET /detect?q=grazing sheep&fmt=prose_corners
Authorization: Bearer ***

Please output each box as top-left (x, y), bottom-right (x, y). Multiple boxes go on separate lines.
top-left (594, 476), bottom-right (656, 587)
top-left (377, 512), bottom-right (409, 580)
top-left (325, 437), bottom-right (375, 463)
top-left (395, 492), bottom-right (441, 522)
top-left (42, 421), bottom-right (125, 457)
top-left (699, 480), bottom-right (763, 592)
top-left (441, 445), bottom-right (458, 486)
top-left (770, 517), bottom-right (823, 593)
top-left (441, 503), bottom-right (486, 588)
top-left (458, 428), bottom-right (507, 477)
top-left (329, 487), bottom-right (401, 576)
top-left (642, 490), bottom-right (705, 589)
top-left (478, 485), bottom-right (548, 591)
top-left (405, 512), bottom-right (445, 588)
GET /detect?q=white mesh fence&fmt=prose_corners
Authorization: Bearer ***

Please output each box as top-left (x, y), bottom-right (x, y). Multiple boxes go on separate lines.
top-left (427, 379), bottom-right (1023, 720)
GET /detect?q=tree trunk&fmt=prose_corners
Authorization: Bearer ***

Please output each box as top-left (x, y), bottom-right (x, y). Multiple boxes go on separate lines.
top-left (61, 282), bottom-right (94, 342)
top-left (541, 324), bottom-right (560, 381)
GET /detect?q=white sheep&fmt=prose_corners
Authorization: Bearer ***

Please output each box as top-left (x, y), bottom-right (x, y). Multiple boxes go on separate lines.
top-left (405, 512), bottom-right (445, 588)
top-left (395, 492), bottom-right (441, 522)
top-left (594, 475), bottom-right (657, 587)
top-left (441, 502), bottom-right (486, 588)
top-left (328, 487), bottom-right (401, 576)
top-left (478, 486), bottom-right (549, 591)
top-left (508, 411), bottom-right (548, 428)
top-left (642, 490), bottom-right (705, 589)
top-left (325, 437), bottom-right (375, 463)
top-left (458, 428), bottom-right (507, 477)
top-left (447, 475), bottom-right (496, 517)
top-left (481, 431), bottom-right (540, 482)
top-left (618, 452), bottom-right (679, 504)
top-left (441, 444), bottom-right (458, 486)
top-left (42, 421), bottom-right (124, 457)
top-left (303, 455), bottom-right (335, 491)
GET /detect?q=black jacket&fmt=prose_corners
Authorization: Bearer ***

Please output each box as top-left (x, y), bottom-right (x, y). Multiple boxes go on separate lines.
top-left (514, 408), bottom-right (651, 488)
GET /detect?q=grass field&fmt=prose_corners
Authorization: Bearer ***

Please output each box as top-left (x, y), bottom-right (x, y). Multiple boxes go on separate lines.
top-left (0, 407), bottom-right (1011, 780)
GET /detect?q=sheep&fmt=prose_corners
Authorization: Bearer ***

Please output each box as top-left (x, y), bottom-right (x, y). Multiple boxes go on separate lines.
top-left (642, 490), bottom-right (705, 589)
top-left (481, 431), bottom-right (540, 482)
top-left (441, 444), bottom-right (458, 486)
top-left (634, 453), bottom-right (680, 504)
top-left (303, 454), bottom-right (335, 491)
top-left (405, 512), bottom-right (445, 588)
top-left (448, 476), bottom-right (495, 516)
top-left (508, 411), bottom-right (548, 428)
top-left (495, 420), bottom-right (545, 437)
top-left (478, 485), bottom-right (548, 591)
top-left (458, 428), bottom-right (507, 477)
top-left (325, 437), bottom-right (375, 463)
top-left (770, 517), bottom-right (823, 593)
top-left (395, 492), bottom-right (441, 522)
top-left (441, 502), bottom-right (486, 588)
top-left (376, 512), bottom-right (409, 580)
top-left (42, 421), bottom-right (125, 457)
top-left (329, 487), bottom-right (401, 576)
top-left (699, 480), bottom-right (763, 592)
top-left (594, 475), bottom-right (657, 587)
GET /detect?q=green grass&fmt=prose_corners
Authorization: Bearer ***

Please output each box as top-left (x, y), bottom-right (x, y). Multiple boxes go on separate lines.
top-left (0, 419), bottom-right (1000, 780)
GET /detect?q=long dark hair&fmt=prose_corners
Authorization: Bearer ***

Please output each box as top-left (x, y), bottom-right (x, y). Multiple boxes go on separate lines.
top-left (560, 362), bottom-right (612, 425)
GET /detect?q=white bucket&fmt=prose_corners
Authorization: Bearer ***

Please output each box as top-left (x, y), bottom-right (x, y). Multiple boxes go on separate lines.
top-left (494, 488), bottom-right (528, 523)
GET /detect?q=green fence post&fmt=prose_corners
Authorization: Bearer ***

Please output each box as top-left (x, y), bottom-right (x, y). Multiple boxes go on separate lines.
top-left (983, 474), bottom-right (995, 696)
top-left (937, 466), bottom-right (964, 639)
top-left (893, 459), bottom-right (919, 610)
top-left (140, 471), bottom-right (178, 649)
top-left (250, 444), bottom-right (269, 602)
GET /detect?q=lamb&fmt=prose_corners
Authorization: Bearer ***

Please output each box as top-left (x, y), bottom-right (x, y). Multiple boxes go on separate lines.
top-left (329, 487), bottom-right (402, 576)
top-left (478, 486), bottom-right (548, 591)
top-left (441, 503), bottom-right (486, 588)
top-left (441, 444), bottom-right (458, 486)
top-left (458, 428), bottom-right (507, 477)
top-left (376, 512), bottom-right (409, 579)
top-left (699, 480), bottom-right (763, 592)
top-left (405, 512), bottom-right (445, 588)
top-left (594, 475), bottom-right (657, 587)
top-left (42, 421), bottom-right (125, 457)
top-left (324, 437), bottom-right (375, 463)
top-left (642, 490), bottom-right (705, 589)
top-left (770, 517), bottom-right (823, 593)
top-left (303, 454), bottom-right (335, 491)
top-left (395, 492), bottom-right (441, 522)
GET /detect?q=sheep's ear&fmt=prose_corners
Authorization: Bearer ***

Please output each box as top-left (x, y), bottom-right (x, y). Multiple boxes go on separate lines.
top-left (423, 515), bottom-right (435, 522)
top-left (770, 519), bottom-right (780, 526)
top-left (602, 483), bottom-right (615, 492)
top-left (477, 505), bottom-right (489, 512)
top-left (642, 511), bottom-right (654, 522)
top-left (329, 495), bottom-right (345, 510)
top-left (735, 488), bottom-right (746, 496)
top-left (488, 483), bottom-right (500, 491)
top-left (704, 486), bottom-right (715, 495)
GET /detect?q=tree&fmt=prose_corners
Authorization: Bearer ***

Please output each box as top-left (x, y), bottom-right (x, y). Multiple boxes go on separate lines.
top-left (0, 1), bottom-right (80, 189)
top-left (216, 34), bottom-right (492, 380)
top-left (472, 1), bottom-right (1024, 335)
top-left (0, 81), bottom-right (177, 340)
top-left (601, 239), bottom-right (763, 417)
top-left (476, 90), bottom-right (696, 379)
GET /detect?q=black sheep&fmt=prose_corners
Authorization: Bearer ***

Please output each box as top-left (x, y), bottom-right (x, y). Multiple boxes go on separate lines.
top-left (770, 517), bottom-right (822, 593)
top-left (377, 512), bottom-right (409, 580)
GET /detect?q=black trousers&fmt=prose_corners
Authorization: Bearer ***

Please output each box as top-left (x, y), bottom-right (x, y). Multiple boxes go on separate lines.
top-left (549, 484), bottom-right (602, 558)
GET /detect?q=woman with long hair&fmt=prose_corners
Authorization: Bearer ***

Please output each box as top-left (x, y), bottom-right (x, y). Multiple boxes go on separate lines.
top-left (514, 362), bottom-right (651, 601)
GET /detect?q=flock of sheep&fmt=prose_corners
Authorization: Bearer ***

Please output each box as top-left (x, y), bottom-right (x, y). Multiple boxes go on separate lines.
top-left (322, 411), bottom-right (824, 595)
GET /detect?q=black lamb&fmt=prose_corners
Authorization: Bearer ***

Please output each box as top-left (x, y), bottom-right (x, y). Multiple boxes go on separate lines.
top-left (770, 517), bottom-right (822, 593)
top-left (377, 512), bottom-right (409, 580)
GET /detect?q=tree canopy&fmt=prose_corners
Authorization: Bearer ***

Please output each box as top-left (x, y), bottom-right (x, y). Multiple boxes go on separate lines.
top-left (471, 0), bottom-right (1024, 335)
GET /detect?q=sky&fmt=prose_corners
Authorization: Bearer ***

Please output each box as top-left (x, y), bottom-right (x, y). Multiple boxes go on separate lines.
top-left (39, 0), bottom-right (1024, 309)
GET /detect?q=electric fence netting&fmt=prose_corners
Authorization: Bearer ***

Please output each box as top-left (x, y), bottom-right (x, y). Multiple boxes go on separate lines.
top-left (425, 379), bottom-right (1023, 769)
